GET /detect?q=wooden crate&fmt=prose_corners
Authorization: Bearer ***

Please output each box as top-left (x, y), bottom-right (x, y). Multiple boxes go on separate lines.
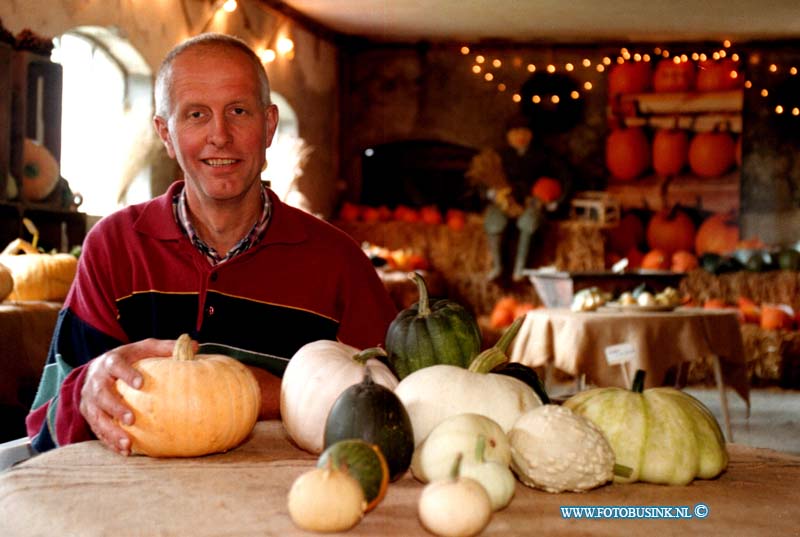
top-left (0, 42), bottom-right (12, 201)
top-left (10, 50), bottom-right (62, 182)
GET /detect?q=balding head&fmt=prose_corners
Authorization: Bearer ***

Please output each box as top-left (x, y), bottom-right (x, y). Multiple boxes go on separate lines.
top-left (154, 33), bottom-right (271, 118)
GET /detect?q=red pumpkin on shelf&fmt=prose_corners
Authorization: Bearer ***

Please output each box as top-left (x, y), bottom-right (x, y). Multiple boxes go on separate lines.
top-left (393, 205), bottom-right (420, 223)
top-left (688, 131), bottom-right (737, 178)
top-left (607, 61), bottom-right (652, 98)
top-left (760, 304), bottom-right (795, 331)
top-left (377, 205), bottom-right (393, 222)
top-left (671, 250), bottom-right (699, 273)
top-left (606, 127), bottom-right (651, 182)
top-left (696, 59), bottom-right (741, 92)
top-left (694, 212), bottom-right (740, 256)
top-left (641, 249), bottom-right (670, 270)
top-left (653, 58), bottom-right (696, 93)
top-left (531, 177), bottom-right (563, 203)
top-left (652, 128), bottom-right (689, 177)
top-left (606, 212), bottom-right (645, 255)
top-left (646, 207), bottom-right (696, 257)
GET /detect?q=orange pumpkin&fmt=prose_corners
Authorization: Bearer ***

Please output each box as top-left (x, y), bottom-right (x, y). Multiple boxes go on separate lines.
top-left (21, 139), bottom-right (61, 202)
top-left (646, 207), bottom-right (696, 257)
top-left (703, 298), bottom-right (729, 310)
top-left (641, 249), bottom-right (670, 270)
top-left (688, 132), bottom-right (736, 178)
top-left (695, 212), bottom-right (740, 256)
top-left (606, 212), bottom-right (645, 255)
top-left (531, 177), bottom-right (562, 203)
top-left (760, 304), bottom-right (794, 331)
top-left (393, 205), bottom-right (420, 223)
top-left (445, 209), bottom-right (466, 231)
top-left (339, 202), bottom-right (361, 222)
top-left (696, 59), bottom-right (741, 92)
top-left (420, 205), bottom-right (443, 225)
top-left (670, 250), bottom-right (698, 273)
top-left (606, 127), bottom-right (651, 182)
top-left (489, 296), bottom-right (519, 329)
top-left (608, 61), bottom-right (652, 98)
top-left (736, 297), bottom-right (761, 325)
top-left (653, 59), bottom-right (696, 93)
top-left (652, 128), bottom-right (689, 177)
top-left (361, 206), bottom-right (381, 223)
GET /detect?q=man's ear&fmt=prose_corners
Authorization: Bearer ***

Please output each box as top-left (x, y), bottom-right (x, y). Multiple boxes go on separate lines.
top-left (153, 115), bottom-right (176, 159)
top-left (264, 104), bottom-right (279, 149)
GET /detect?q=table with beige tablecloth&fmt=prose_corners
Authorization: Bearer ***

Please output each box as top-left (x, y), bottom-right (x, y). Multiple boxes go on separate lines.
top-left (509, 307), bottom-right (750, 403)
top-left (1, 421), bottom-right (798, 536)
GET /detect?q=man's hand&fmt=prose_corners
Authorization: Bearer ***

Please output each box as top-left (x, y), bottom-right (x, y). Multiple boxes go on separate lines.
top-left (79, 338), bottom-right (176, 455)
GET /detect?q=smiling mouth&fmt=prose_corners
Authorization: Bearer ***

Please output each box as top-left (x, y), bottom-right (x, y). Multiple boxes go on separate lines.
top-left (203, 158), bottom-right (238, 167)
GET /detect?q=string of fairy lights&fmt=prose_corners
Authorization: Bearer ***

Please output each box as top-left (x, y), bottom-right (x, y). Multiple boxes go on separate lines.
top-left (461, 40), bottom-right (800, 117)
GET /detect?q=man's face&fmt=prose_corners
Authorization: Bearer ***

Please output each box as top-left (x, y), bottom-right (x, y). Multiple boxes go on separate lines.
top-left (154, 46), bottom-right (278, 203)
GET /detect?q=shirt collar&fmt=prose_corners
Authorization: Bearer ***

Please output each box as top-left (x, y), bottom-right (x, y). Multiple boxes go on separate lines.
top-left (173, 182), bottom-right (272, 266)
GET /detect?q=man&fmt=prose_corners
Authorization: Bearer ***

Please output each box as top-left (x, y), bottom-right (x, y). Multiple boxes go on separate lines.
top-left (26, 33), bottom-right (397, 455)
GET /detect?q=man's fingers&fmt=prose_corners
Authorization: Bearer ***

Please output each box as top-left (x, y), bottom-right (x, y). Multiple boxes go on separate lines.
top-left (90, 409), bottom-right (132, 455)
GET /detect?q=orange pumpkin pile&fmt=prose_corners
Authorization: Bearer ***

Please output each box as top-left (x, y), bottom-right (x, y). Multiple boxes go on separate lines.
top-left (338, 202), bottom-right (468, 232)
top-left (489, 296), bottom-right (536, 330)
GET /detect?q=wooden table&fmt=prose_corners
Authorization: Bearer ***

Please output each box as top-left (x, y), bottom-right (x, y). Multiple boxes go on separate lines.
top-left (509, 307), bottom-right (750, 440)
top-left (1, 421), bottom-right (798, 537)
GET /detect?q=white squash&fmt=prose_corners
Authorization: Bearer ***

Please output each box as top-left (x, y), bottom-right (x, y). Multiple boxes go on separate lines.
top-left (411, 413), bottom-right (510, 482)
top-left (508, 405), bottom-right (615, 493)
top-left (396, 317), bottom-right (541, 446)
top-left (280, 341), bottom-right (398, 454)
top-left (418, 456), bottom-right (492, 537)
top-left (460, 449), bottom-right (516, 512)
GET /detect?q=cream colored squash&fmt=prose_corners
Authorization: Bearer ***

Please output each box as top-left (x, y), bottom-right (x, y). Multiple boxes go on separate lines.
top-left (418, 456), bottom-right (493, 537)
top-left (116, 334), bottom-right (260, 457)
top-left (280, 340), bottom-right (398, 454)
top-left (411, 413), bottom-right (510, 483)
top-left (0, 237), bottom-right (77, 302)
top-left (508, 405), bottom-right (615, 493)
top-left (287, 464), bottom-right (366, 533)
top-left (0, 263), bottom-right (13, 301)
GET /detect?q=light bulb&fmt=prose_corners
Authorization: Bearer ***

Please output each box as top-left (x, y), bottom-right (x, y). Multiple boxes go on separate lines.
top-left (222, 0), bottom-right (237, 13)
top-left (277, 37), bottom-right (294, 55)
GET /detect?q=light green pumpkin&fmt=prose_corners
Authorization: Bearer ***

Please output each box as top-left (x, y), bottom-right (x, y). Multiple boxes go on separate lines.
top-left (563, 370), bottom-right (728, 486)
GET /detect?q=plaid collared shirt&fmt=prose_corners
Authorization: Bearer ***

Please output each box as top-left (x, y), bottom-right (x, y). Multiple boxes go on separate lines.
top-left (173, 182), bottom-right (272, 266)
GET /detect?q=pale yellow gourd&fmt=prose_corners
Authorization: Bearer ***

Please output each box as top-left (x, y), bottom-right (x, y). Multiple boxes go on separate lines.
top-left (0, 263), bottom-right (13, 301)
top-left (287, 464), bottom-right (366, 533)
top-left (116, 334), bottom-right (260, 457)
top-left (0, 218), bottom-right (77, 302)
top-left (418, 455), bottom-right (493, 537)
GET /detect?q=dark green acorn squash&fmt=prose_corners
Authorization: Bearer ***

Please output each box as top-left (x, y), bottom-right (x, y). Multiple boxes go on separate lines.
top-left (324, 369), bottom-right (414, 481)
top-left (385, 272), bottom-right (481, 379)
top-left (317, 439), bottom-right (390, 512)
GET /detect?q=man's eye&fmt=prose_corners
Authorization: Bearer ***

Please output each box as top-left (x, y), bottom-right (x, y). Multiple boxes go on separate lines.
top-left (232, 107), bottom-right (247, 115)
top-left (189, 111), bottom-right (203, 119)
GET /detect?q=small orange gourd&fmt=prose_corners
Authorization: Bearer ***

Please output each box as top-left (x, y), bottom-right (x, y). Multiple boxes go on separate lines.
top-left (21, 139), bottom-right (60, 202)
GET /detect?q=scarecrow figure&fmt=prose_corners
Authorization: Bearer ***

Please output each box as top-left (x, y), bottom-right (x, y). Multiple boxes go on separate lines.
top-left (467, 118), bottom-right (572, 281)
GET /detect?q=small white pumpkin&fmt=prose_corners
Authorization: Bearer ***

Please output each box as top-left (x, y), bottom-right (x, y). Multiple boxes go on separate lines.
top-left (280, 341), bottom-right (398, 454)
top-left (508, 405), bottom-right (615, 493)
top-left (460, 443), bottom-right (516, 512)
top-left (287, 464), bottom-right (366, 532)
top-left (418, 456), bottom-right (492, 537)
top-left (411, 413), bottom-right (510, 483)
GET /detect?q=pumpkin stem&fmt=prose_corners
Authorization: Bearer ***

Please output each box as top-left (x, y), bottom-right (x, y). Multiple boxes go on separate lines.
top-left (409, 271), bottom-right (431, 318)
top-left (352, 346), bottom-right (388, 365)
top-left (614, 463), bottom-right (633, 478)
top-left (474, 435), bottom-right (486, 463)
top-left (448, 453), bottom-right (463, 481)
top-left (632, 369), bottom-right (646, 393)
top-left (172, 334), bottom-right (196, 361)
top-left (467, 315), bottom-right (524, 373)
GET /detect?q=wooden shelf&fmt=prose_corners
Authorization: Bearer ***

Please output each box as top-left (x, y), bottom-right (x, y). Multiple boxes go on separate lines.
top-left (609, 89), bottom-right (743, 133)
top-left (607, 170), bottom-right (739, 213)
